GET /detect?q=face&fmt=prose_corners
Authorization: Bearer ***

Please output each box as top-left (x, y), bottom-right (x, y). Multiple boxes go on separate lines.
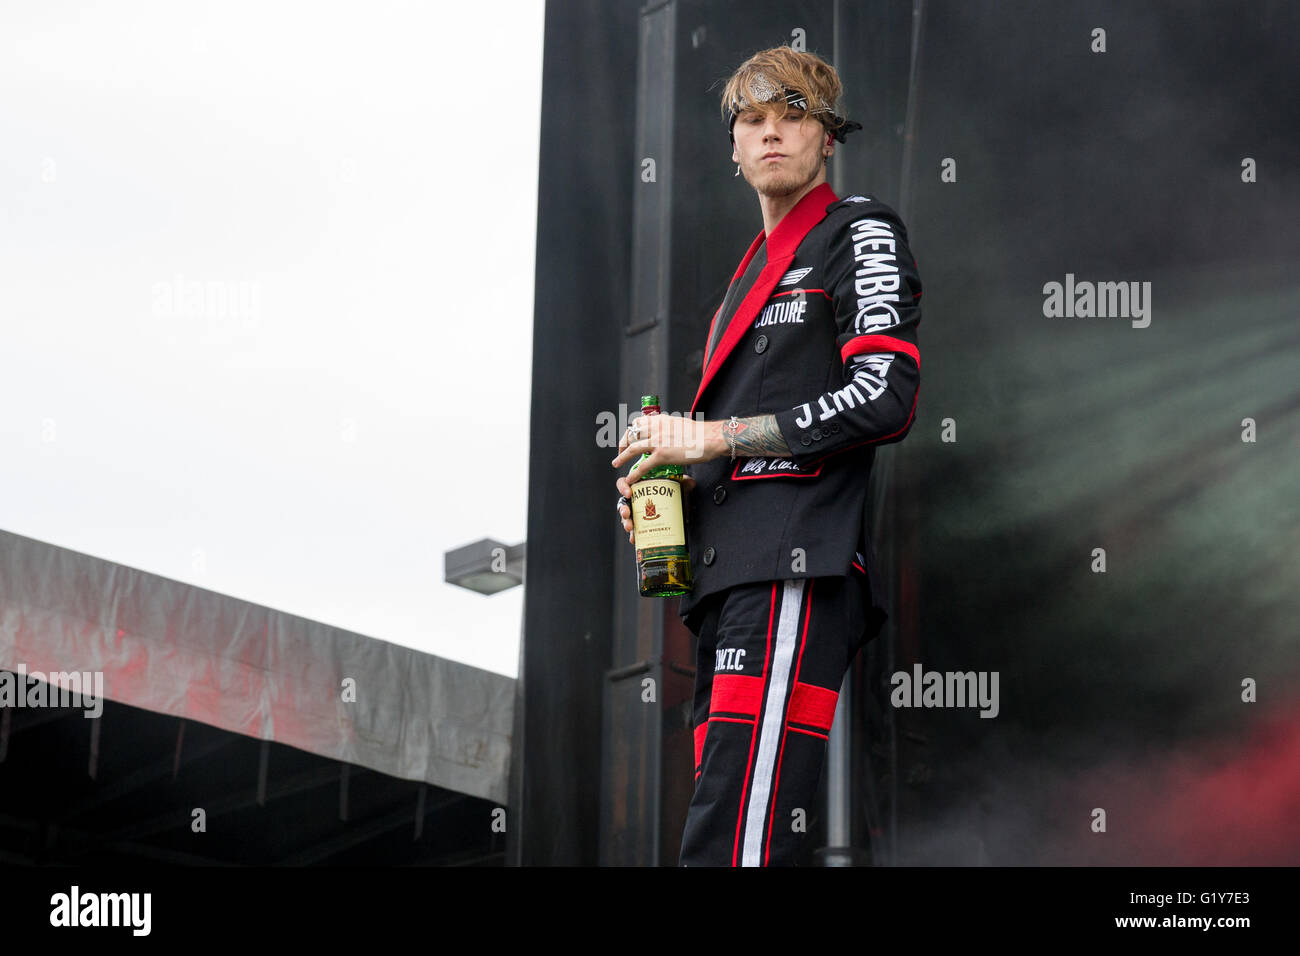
top-left (731, 104), bottom-right (831, 197)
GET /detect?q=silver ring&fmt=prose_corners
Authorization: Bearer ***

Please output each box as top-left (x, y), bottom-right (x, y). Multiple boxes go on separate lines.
top-left (615, 495), bottom-right (629, 514)
top-left (626, 424), bottom-right (640, 441)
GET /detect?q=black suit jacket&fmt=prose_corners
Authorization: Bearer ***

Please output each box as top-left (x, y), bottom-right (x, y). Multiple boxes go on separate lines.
top-left (677, 182), bottom-right (922, 641)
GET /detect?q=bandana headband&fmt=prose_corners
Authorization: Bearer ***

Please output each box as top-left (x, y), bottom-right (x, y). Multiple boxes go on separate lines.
top-left (726, 73), bottom-right (863, 145)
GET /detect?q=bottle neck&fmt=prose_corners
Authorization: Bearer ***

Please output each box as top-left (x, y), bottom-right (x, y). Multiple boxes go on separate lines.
top-left (636, 405), bottom-right (682, 478)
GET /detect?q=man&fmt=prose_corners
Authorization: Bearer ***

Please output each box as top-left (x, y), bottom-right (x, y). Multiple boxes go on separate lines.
top-left (610, 46), bottom-right (923, 866)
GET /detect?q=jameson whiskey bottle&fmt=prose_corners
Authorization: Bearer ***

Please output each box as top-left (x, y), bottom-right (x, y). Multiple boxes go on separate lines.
top-left (630, 395), bottom-right (694, 597)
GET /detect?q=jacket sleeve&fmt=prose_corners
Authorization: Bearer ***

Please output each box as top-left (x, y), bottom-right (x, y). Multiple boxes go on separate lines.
top-left (773, 205), bottom-right (922, 467)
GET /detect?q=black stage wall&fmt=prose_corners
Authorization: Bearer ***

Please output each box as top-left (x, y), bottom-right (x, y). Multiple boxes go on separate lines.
top-left (515, 0), bottom-right (1300, 866)
top-left (509, 0), bottom-right (641, 867)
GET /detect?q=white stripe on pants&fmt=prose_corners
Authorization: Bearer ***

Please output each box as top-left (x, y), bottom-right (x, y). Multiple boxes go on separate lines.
top-left (740, 579), bottom-right (806, 866)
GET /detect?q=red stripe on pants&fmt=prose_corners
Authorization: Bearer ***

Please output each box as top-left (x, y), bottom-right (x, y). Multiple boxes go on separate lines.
top-left (709, 674), bottom-right (765, 717)
top-left (764, 578), bottom-right (815, 864)
top-left (787, 681), bottom-right (839, 732)
top-left (731, 582), bottom-right (777, 867)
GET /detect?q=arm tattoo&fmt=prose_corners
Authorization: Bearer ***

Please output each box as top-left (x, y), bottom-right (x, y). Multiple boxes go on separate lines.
top-left (730, 414), bottom-right (792, 457)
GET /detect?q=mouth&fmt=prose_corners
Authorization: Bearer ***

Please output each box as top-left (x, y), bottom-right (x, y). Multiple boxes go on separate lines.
top-left (762, 153), bottom-right (785, 161)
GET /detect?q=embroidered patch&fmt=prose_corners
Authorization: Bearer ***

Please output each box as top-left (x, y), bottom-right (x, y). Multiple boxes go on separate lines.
top-left (731, 457), bottom-right (824, 480)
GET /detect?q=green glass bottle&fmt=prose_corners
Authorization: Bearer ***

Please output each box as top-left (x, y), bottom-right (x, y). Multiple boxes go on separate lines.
top-left (630, 395), bottom-right (694, 597)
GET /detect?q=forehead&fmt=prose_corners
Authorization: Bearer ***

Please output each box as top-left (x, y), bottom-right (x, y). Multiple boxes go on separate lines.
top-left (736, 101), bottom-right (807, 115)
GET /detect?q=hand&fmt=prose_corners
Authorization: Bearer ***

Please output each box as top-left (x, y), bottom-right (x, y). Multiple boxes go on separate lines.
top-left (610, 415), bottom-right (726, 484)
top-left (616, 473), bottom-right (696, 544)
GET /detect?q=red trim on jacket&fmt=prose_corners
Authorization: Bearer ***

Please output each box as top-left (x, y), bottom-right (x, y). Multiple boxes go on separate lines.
top-left (787, 726), bottom-right (830, 741)
top-left (701, 305), bottom-right (722, 373)
top-left (840, 334), bottom-right (920, 366)
top-left (730, 459), bottom-right (824, 480)
top-left (772, 287), bottom-right (832, 302)
top-left (692, 182), bottom-right (840, 415)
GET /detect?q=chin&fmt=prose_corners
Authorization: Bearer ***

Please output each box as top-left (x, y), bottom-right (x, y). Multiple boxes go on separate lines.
top-left (756, 170), bottom-right (808, 197)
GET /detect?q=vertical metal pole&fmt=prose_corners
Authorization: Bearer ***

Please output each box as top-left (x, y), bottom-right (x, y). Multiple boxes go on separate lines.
top-left (822, 0), bottom-right (856, 866)
top-left (823, 678), bottom-right (855, 864)
top-left (414, 783), bottom-right (427, 841)
top-left (172, 719), bottom-right (186, 781)
top-left (0, 705), bottom-right (10, 763)
top-left (257, 739), bottom-right (270, 806)
top-left (88, 712), bottom-right (101, 779)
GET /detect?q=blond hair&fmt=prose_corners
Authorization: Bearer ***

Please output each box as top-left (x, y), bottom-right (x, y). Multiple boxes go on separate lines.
top-left (718, 46), bottom-right (848, 140)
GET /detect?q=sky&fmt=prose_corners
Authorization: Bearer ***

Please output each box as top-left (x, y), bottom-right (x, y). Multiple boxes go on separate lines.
top-left (0, 0), bottom-right (544, 677)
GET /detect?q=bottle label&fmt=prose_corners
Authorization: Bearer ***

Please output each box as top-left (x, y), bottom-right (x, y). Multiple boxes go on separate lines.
top-left (630, 478), bottom-right (685, 548)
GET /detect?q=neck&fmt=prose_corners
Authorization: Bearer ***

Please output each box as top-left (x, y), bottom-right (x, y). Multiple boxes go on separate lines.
top-left (759, 171), bottom-right (827, 236)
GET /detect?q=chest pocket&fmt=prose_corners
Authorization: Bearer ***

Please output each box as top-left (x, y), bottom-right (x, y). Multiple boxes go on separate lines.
top-left (752, 288), bottom-right (810, 330)
top-left (752, 288), bottom-right (834, 346)
top-left (749, 287), bottom-right (837, 404)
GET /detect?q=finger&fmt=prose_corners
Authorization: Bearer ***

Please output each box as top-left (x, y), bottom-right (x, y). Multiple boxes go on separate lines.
top-left (612, 440), bottom-right (636, 468)
top-left (612, 438), bottom-right (651, 469)
top-left (616, 476), bottom-right (631, 496)
top-left (617, 417), bottom-right (648, 456)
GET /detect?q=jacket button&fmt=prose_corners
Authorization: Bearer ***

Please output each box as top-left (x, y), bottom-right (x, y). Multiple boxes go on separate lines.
top-left (713, 485), bottom-right (727, 504)
top-left (811, 427), bottom-right (822, 440)
top-left (702, 547), bottom-right (716, 566)
top-left (801, 435), bottom-right (812, 446)
top-left (754, 334), bottom-right (768, 354)
top-left (830, 423), bottom-right (841, 433)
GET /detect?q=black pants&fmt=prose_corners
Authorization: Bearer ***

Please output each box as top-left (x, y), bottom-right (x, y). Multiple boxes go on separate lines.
top-left (679, 571), bottom-right (872, 866)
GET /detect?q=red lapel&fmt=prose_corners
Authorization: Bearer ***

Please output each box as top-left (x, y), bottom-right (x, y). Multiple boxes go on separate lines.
top-left (700, 228), bottom-right (767, 372)
top-left (691, 181), bottom-right (839, 415)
